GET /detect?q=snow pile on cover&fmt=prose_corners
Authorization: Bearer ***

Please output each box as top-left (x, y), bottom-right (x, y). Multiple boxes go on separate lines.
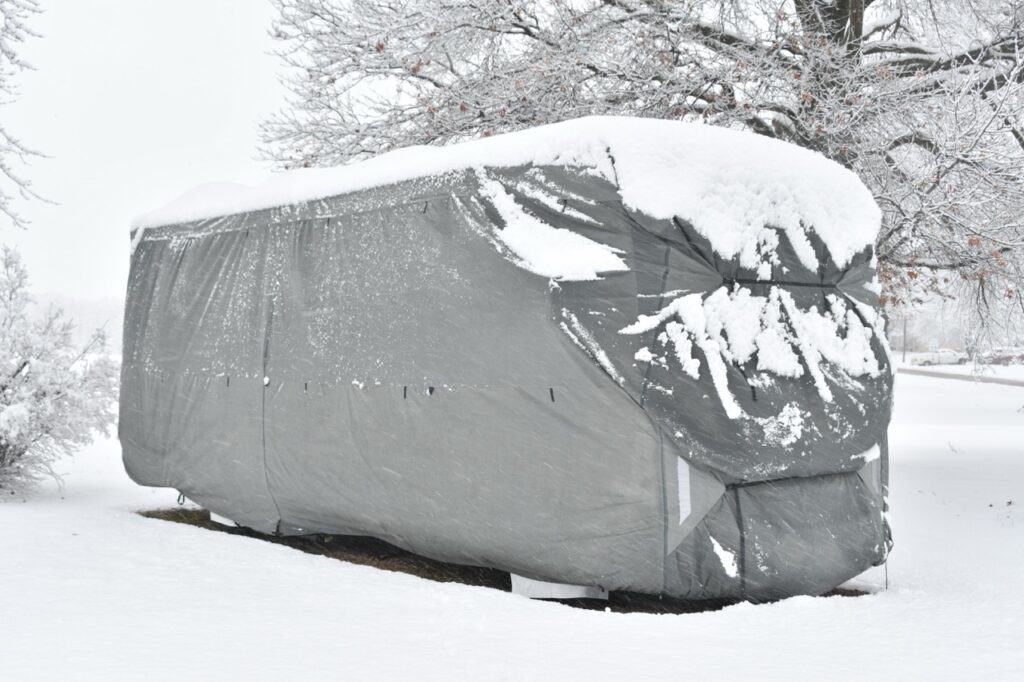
top-left (475, 171), bottom-right (628, 280)
top-left (560, 308), bottom-right (626, 385)
top-left (134, 116), bottom-right (880, 270)
top-left (710, 536), bottom-right (740, 578)
top-left (621, 286), bottom-right (882, 418)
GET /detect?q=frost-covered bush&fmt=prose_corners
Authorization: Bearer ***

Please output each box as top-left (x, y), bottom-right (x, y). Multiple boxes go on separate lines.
top-left (0, 248), bottom-right (118, 493)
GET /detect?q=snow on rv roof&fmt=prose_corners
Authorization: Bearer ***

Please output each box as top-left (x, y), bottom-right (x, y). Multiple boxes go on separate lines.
top-left (133, 116), bottom-right (880, 268)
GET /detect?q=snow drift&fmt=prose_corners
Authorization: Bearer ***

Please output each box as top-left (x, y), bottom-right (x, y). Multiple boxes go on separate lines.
top-left (121, 116), bottom-right (892, 600)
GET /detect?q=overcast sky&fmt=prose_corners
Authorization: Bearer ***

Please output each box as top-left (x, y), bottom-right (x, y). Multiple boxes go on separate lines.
top-left (5, 1), bottom-right (282, 302)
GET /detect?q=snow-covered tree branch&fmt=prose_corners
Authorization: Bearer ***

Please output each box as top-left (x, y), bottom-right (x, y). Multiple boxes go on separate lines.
top-left (0, 0), bottom-right (42, 228)
top-left (261, 0), bottom-right (1024, 338)
top-left (0, 248), bottom-right (118, 493)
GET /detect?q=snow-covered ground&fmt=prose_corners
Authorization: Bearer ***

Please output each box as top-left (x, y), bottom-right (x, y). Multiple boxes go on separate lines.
top-left (2, 373), bottom-right (1022, 681)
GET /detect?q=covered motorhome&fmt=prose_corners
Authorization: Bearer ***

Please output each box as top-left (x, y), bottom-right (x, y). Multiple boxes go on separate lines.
top-left (121, 116), bottom-right (892, 601)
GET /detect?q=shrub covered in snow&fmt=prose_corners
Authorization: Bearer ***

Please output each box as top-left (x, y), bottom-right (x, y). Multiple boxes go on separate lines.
top-left (0, 248), bottom-right (118, 493)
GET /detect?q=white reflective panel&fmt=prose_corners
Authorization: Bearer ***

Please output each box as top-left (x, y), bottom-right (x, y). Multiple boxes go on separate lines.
top-left (510, 574), bottom-right (607, 600)
top-left (678, 457), bottom-right (691, 524)
top-left (209, 511), bottom-right (236, 527)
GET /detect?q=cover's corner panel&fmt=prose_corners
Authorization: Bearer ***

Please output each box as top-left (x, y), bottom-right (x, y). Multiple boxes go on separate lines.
top-left (737, 472), bottom-right (885, 601)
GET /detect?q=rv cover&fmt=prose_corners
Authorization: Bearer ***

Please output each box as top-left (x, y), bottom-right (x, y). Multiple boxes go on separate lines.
top-left (121, 117), bottom-right (893, 601)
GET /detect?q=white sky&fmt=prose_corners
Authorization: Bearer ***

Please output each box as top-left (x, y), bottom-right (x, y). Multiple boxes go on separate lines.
top-left (5, 1), bottom-right (282, 302)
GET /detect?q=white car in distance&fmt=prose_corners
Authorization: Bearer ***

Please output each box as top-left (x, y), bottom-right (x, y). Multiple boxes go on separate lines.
top-left (911, 348), bottom-right (969, 366)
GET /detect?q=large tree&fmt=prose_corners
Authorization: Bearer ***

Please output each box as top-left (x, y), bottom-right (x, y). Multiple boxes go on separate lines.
top-left (262, 0), bottom-right (1024, 338)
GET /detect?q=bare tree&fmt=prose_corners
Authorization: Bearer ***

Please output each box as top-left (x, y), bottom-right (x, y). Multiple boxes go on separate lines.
top-left (262, 0), bottom-right (1024, 336)
top-left (0, 248), bottom-right (118, 493)
top-left (0, 0), bottom-right (41, 228)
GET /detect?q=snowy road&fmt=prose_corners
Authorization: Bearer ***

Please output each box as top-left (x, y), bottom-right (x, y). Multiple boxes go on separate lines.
top-left (2, 373), bottom-right (1022, 681)
top-left (898, 366), bottom-right (1024, 387)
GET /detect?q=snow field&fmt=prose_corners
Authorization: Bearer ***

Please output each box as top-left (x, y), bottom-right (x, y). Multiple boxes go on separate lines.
top-left (1, 373), bottom-right (1022, 680)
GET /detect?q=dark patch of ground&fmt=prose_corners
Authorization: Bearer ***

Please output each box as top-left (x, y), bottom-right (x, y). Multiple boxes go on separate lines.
top-left (140, 507), bottom-right (865, 615)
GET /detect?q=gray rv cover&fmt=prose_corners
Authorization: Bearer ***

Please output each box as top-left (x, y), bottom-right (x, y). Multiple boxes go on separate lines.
top-left (121, 117), bottom-right (892, 601)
